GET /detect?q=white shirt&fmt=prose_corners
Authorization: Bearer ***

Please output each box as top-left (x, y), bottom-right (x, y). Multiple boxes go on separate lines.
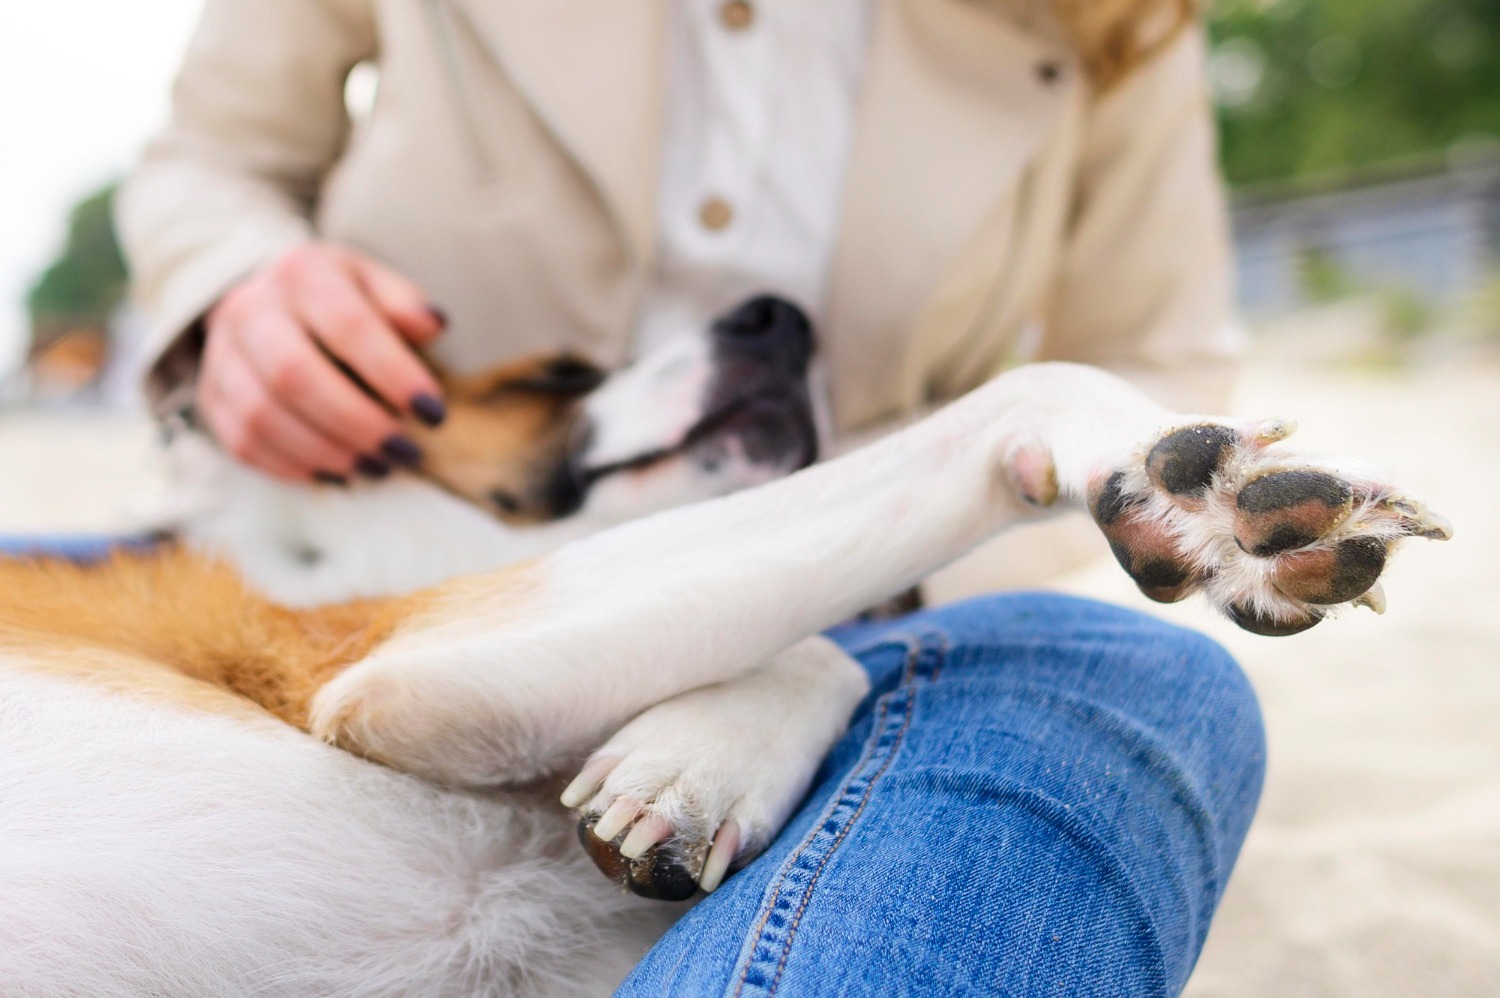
top-left (634, 0), bottom-right (874, 352)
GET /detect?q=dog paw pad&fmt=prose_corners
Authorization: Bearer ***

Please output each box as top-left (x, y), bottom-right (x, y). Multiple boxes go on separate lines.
top-left (1234, 470), bottom-right (1354, 556)
top-left (1094, 419), bottom-right (1450, 636)
top-left (1272, 536), bottom-right (1388, 606)
top-left (1090, 472), bottom-right (1199, 604)
top-left (1227, 601), bottom-right (1323, 637)
top-left (1145, 424), bottom-right (1240, 498)
top-left (575, 811), bottom-right (701, 902)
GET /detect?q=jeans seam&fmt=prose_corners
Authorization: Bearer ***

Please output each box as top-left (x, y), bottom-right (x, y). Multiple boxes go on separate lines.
top-left (727, 632), bottom-right (945, 998)
top-left (724, 673), bottom-right (900, 998)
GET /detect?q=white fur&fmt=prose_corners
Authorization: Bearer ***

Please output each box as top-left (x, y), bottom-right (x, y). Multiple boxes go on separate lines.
top-left (0, 666), bottom-right (675, 997)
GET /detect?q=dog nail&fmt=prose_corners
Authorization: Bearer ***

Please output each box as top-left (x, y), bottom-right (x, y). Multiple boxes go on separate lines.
top-left (560, 756), bottom-right (617, 810)
top-left (619, 815), bottom-right (673, 860)
top-left (426, 305), bottom-right (449, 329)
top-left (355, 455), bottom-right (391, 480)
top-left (1252, 417), bottom-right (1297, 445)
top-left (380, 436), bottom-right (423, 468)
top-left (312, 471), bottom-right (349, 488)
top-left (410, 393), bottom-right (447, 428)
top-left (591, 798), bottom-right (638, 842)
top-left (1354, 582), bottom-right (1387, 615)
top-left (700, 821), bottom-right (740, 893)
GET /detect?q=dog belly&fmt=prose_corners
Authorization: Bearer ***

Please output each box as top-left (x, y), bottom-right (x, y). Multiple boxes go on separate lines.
top-left (0, 661), bottom-right (673, 997)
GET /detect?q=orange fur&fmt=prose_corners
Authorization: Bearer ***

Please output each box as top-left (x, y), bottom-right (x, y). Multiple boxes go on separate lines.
top-left (411, 353), bottom-right (603, 523)
top-left (0, 352), bottom-right (577, 747)
top-left (0, 545), bottom-right (422, 728)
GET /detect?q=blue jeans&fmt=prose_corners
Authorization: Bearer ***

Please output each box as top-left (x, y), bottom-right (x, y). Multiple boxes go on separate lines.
top-left (1, 538), bottom-right (1263, 995)
top-left (0, 534), bottom-right (161, 561)
top-left (617, 594), bottom-right (1265, 997)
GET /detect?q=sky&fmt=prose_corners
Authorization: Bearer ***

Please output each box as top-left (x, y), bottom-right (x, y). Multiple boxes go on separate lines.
top-left (0, 0), bottom-right (202, 376)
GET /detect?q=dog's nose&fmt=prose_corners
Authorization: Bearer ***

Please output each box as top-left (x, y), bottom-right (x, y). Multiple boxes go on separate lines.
top-left (711, 295), bottom-right (815, 372)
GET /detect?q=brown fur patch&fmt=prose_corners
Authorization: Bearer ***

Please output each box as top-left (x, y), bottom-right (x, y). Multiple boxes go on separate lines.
top-left (0, 545), bottom-right (425, 729)
top-left (412, 354), bottom-right (601, 523)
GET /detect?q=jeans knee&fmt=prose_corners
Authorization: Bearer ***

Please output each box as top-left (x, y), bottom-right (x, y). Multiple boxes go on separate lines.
top-left (897, 592), bottom-right (1268, 801)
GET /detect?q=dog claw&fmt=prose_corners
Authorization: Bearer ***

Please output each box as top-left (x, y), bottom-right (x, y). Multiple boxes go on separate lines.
top-left (1354, 583), bottom-right (1387, 615)
top-left (560, 755), bottom-right (617, 809)
top-left (619, 815), bottom-right (674, 860)
top-left (1252, 417), bottom-right (1297, 445)
top-left (1392, 500), bottom-right (1453, 541)
top-left (591, 797), bottom-right (639, 842)
top-left (700, 821), bottom-right (740, 893)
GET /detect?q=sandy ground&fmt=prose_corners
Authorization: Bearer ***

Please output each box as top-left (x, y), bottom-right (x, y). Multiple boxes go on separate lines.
top-left (0, 348), bottom-right (1495, 996)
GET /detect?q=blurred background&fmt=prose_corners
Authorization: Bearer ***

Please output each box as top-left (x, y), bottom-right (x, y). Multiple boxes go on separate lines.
top-left (1, 0), bottom-right (1495, 994)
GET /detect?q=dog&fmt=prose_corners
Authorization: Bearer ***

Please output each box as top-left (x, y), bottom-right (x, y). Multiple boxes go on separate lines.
top-left (0, 296), bottom-right (1451, 995)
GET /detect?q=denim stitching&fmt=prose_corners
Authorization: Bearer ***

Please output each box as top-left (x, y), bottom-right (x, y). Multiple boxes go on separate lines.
top-left (724, 637), bottom-right (915, 998)
top-left (723, 658), bottom-right (903, 998)
top-left (727, 632), bottom-right (946, 998)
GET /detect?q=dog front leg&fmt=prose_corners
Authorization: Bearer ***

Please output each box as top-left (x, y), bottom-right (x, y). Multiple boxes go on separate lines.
top-left (310, 363), bottom-right (1448, 787)
top-left (307, 366), bottom-right (1060, 786)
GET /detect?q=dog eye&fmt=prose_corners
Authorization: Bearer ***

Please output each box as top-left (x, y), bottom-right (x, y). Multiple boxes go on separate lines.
top-left (510, 357), bottom-right (606, 395)
top-left (489, 490), bottom-right (522, 514)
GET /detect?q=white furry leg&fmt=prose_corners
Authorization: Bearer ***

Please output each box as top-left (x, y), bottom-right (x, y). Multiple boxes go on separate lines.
top-left (557, 637), bottom-right (870, 900)
top-left (310, 363), bottom-right (1451, 789)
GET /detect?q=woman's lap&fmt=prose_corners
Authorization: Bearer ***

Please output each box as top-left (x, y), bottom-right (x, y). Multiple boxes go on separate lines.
top-left (617, 592), bottom-right (1265, 997)
top-left (1, 537), bottom-right (1263, 994)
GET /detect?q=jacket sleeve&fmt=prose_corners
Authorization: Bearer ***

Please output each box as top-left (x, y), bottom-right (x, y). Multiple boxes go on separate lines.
top-left (115, 0), bottom-right (377, 415)
top-left (1037, 24), bottom-right (1245, 415)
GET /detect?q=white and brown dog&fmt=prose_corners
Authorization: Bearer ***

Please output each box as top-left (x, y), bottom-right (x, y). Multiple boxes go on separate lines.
top-left (0, 296), bottom-right (1450, 995)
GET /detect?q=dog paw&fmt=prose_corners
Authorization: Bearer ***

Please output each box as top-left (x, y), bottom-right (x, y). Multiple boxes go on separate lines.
top-left (560, 637), bottom-right (868, 900)
top-left (1086, 419), bottom-right (1452, 635)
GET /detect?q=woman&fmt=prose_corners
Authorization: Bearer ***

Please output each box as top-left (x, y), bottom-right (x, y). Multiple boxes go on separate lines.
top-left (118, 0), bottom-right (1263, 993)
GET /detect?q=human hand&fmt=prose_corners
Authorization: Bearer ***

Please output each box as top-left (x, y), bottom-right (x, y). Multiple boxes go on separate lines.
top-left (197, 242), bottom-right (449, 483)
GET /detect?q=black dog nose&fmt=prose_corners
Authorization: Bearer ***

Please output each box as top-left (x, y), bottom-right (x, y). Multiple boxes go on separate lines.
top-left (711, 295), bottom-right (815, 371)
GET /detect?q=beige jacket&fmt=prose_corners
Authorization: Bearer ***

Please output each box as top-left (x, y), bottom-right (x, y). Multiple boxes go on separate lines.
top-left (120, 0), bottom-right (1242, 435)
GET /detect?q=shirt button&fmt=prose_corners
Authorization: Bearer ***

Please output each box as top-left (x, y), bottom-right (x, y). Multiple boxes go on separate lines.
top-left (699, 196), bottom-right (734, 231)
top-left (720, 0), bottom-right (755, 31)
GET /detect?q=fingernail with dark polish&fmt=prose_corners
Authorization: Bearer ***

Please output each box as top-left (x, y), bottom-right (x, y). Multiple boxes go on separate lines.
top-left (411, 393), bottom-right (447, 427)
top-left (312, 470), bottom-right (349, 488)
top-left (356, 455), bottom-right (391, 480)
top-left (380, 435), bottom-right (423, 467)
top-left (426, 305), bottom-right (449, 329)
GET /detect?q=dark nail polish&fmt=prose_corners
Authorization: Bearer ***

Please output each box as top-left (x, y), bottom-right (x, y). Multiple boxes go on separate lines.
top-left (356, 455), bottom-right (391, 480)
top-left (410, 393), bottom-right (447, 427)
top-left (380, 435), bottom-right (423, 468)
top-left (312, 470), bottom-right (349, 488)
top-left (426, 305), bottom-right (449, 329)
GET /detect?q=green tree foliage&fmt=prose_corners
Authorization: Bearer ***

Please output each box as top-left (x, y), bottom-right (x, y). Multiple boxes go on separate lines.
top-left (1208, 0), bottom-right (1500, 186)
top-left (26, 183), bottom-right (127, 335)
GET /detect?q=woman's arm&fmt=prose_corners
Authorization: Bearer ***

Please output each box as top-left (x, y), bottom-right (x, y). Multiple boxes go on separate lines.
top-left (118, 0), bottom-right (444, 481)
top-left (1038, 25), bottom-right (1245, 415)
